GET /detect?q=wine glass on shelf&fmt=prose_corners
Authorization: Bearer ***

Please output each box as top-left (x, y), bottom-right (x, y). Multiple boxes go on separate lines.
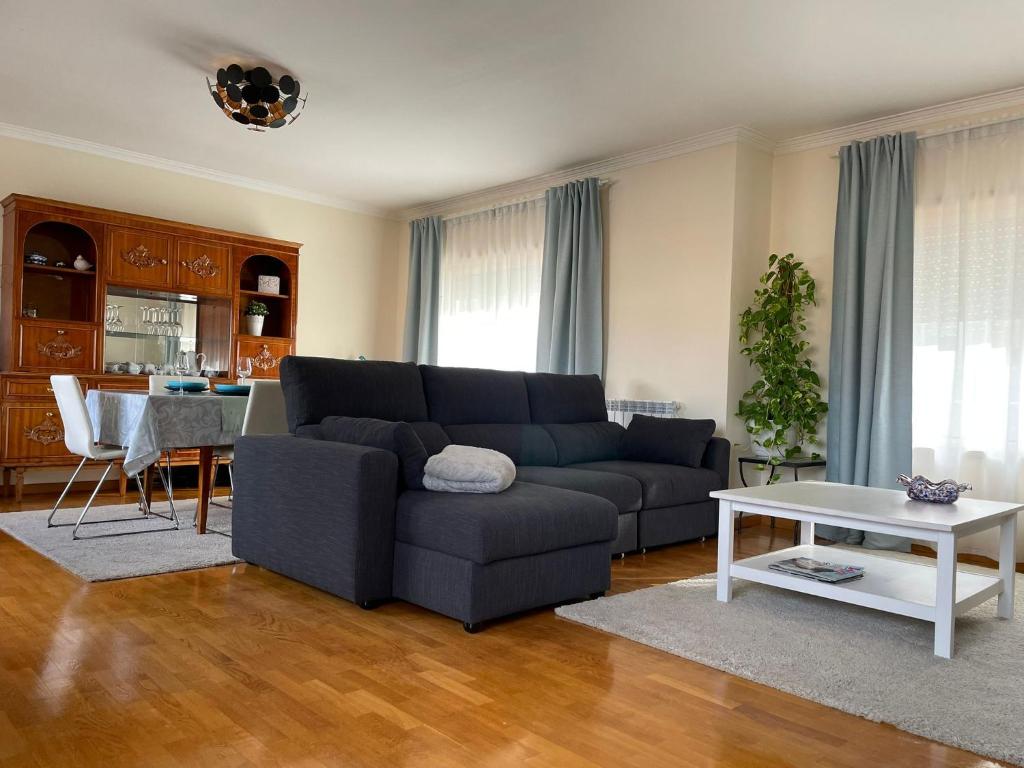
top-left (140, 306), bottom-right (153, 334)
top-left (174, 351), bottom-right (189, 396)
top-left (111, 305), bottom-right (124, 332)
top-left (236, 356), bottom-right (253, 384)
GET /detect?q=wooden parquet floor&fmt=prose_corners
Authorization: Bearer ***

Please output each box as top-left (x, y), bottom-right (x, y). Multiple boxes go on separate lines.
top-left (0, 489), bottom-right (1008, 767)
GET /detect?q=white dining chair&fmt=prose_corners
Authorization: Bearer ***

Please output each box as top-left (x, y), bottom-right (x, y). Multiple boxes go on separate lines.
top-left (210, 379), bottom-right (288, 508)
top-left (148, 374), bottom-right (210, 394)
top-left (48, 375), bottom-right (178, 539)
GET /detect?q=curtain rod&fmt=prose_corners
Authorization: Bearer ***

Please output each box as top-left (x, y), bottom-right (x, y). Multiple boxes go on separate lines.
top-left (440, 178), bottom-right (613, 222)
top-left (829, 112), bottom-right (1024, 159)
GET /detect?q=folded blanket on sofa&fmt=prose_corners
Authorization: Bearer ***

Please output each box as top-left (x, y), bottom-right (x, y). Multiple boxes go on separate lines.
top-left (423, 444), bottom-right (516, 494)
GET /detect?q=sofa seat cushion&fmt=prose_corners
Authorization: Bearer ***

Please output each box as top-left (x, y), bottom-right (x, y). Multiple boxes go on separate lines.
top-left (396, 481), bottom-right (617, 565)
top-left (569, 460), bottom-right (723, 509)
top-left (516, 466), bottom-right (642, 514)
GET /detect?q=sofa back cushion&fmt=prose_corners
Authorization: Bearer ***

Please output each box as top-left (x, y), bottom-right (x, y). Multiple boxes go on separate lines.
top-left (280, 356), bottom-right (428, 431)
top-left (444, 423), bottom-right (557, 466)
top-left (319, 416), bottom-right (429, 489)
top-left (621, 415), bottom-right (716, 468)
top-left (525, 372), bottom-right (608, 424)
top-left (419, 365), bottom-right (531, 425)
top-left (409, 422), bottom-right (452, 457)
top-left (544, 422), bottom-right (625, 466)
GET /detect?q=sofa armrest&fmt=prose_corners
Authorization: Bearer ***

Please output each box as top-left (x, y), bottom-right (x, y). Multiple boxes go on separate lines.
top-left (702, 436), bottom-right (731, 488)
top-left (232, 434), bottom-right (399, 605)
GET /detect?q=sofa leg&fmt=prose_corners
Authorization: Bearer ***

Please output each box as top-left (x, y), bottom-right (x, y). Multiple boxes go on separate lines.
top-left (640, 547), bottom-right (647, 555)
top-left (463, 622), bottom-right (481, 634)
top-left (588, 590), bottom-right (606, 599)
top-left (358, 599), bottom-right (382, 610)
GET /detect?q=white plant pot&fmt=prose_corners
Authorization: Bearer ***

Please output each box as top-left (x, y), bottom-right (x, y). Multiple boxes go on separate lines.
top-left (246, 315), bottom-right (265, 336)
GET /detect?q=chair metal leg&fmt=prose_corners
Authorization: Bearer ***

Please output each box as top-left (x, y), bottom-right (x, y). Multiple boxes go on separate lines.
top-left (47, 456), bottom-right (88, 527)
top-left (72, 461), bottom-right (115, 540)
top-left (155, 461), bottom-right (180, 527)
top-left (227, 462), bottom-right (233, 501)
top-left (135, 473), bottom-right (153, 517)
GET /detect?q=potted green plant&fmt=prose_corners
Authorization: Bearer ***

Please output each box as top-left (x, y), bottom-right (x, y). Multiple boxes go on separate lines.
top-left (737, 253), bottom-right (827, 464)
top-left (245, 299), bottom-right (269, 337)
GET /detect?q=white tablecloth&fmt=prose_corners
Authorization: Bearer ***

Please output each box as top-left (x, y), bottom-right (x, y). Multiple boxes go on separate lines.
top-left (86, 391), bottom-right (247, 476)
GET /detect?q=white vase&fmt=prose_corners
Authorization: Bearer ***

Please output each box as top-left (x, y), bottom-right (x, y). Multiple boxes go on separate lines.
top-left (246, 315), bottom-right (265, 336)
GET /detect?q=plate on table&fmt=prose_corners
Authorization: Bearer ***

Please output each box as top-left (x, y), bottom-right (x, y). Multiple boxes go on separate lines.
top-left (214, 384), bottom-right (251, 396)
top-left (163, 381), bottom-right (209, 393)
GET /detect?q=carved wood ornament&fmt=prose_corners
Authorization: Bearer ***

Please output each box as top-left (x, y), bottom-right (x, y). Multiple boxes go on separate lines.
top-left (121, 244), bottom-right (167, 269)
top-left (253, 344), bottom-right (279, 371)
top-left (36, 330), bottom-right (82, 360)
top-left (24, 413), bottom-right (64, 445)
top-left (180, 253), bottom-right (221, 278)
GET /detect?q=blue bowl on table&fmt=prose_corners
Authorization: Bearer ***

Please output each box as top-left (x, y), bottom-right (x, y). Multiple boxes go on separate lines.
top-left (214, 384), bottom-right (251, 396)
top-left (163, 381), bottom-right (209, 393)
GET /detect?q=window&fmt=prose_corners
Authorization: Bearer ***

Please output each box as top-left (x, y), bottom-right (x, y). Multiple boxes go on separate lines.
top-left (913, 119), bottom-right (1024, 556)
top-left (437, 199), bottom-right (545, 371)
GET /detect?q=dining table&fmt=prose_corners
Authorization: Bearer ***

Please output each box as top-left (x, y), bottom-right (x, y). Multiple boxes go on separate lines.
top-left (86, 389), bottom-right (247, 534)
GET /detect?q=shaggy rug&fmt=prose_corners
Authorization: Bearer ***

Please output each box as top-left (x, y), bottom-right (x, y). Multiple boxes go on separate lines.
top-left (557, 564), bottom-right (1024, 766)
top-left (0, 501), bottom-right (239, 581)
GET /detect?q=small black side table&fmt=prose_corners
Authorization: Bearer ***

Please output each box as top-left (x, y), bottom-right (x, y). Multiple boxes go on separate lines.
top-left (736, 455), bottom-right (827, 544)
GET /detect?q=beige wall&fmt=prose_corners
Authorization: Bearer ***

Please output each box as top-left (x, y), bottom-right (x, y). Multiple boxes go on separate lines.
top-left (603, 143), bottom-right (740, 428)
top-left (0, 135), bottom-right (402, 362)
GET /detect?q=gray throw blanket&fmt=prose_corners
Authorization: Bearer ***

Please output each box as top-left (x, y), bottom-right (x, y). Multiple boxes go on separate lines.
top-left (423, 445), bottom-right (516, 494)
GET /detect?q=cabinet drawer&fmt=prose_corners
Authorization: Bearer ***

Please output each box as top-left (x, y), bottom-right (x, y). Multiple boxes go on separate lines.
top-left (3, 405), bottom-right (72, 461)
top-left (18, 321), bottom-right (97, 372)
top-left (3, 376), bottom-right (86, 400)
top-left (237, 338), bottom-right (292, 379)
top-left (175, 239), bottom-right (231, 296)
top-left (106, 227), bottom-right (172, 289)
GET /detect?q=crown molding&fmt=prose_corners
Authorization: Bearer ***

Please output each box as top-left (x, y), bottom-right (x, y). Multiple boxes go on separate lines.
top-left (400, 125), bottom-right (776, 220)
top-left (0, 121), bottom-right (393, 219)
top-left (774, 85), bottom-right (1024, 155)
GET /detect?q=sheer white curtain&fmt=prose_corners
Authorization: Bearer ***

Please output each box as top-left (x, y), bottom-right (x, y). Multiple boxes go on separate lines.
top-left (913, 119), bottom-right (1024, 559)
top-left (438, 199), bottom-right (545, 371)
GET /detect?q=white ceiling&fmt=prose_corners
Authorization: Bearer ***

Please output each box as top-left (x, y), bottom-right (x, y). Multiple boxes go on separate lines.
top-left (4, 0), bottom-right (1024, 214)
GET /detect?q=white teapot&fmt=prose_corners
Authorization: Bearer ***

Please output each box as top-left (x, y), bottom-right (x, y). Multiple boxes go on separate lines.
top-left (73, 255), bottom-right (93, 271)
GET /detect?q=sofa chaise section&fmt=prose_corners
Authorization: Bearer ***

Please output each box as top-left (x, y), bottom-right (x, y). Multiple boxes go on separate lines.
top-left (393, 481), bottom-right (618, 630)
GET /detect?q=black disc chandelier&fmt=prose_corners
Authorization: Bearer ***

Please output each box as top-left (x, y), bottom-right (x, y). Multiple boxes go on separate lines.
top-left (207, 64), bottom-right (306, 132)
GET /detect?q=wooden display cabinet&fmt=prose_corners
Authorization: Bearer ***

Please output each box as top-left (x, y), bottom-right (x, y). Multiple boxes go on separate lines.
top-left (0, 194), bottom-right (301, 499)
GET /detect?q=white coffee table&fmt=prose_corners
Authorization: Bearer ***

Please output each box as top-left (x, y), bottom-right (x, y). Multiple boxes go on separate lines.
top-left (711, 481), bottom-right (1020, 658)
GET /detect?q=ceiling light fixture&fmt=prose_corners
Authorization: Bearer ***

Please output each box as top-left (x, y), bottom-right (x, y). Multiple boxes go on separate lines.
top-left (207, 64), bottom-right (306, 132)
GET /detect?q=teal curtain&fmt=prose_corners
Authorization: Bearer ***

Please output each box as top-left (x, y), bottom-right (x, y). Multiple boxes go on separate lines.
top-left (821, 133), bottom-right (915, 551)
top-left (536, 178), bottom-right (604, 375)
top-left (402, 216), bottom-right (442, 365)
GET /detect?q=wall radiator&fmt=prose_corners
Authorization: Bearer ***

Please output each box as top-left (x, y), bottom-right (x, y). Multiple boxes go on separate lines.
top-left (605, 398), bottom-right (680, 426)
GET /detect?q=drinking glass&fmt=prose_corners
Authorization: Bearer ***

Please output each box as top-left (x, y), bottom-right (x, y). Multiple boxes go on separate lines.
top-left (236, 356), bottom-right (253, 383)
top-left (111, 305), bottom-right (124, 332)
top-left (174, 351), bottom-right (190, 396)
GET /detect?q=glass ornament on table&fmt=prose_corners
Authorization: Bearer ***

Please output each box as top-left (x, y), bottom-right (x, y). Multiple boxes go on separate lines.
top-left (236, 356), bottom-right (253, 384)
top-left (174, 351), bottom-right (190, 395)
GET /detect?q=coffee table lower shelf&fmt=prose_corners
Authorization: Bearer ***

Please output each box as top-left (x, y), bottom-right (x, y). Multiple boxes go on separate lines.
top-left (729, 544), bottom-right (1003, 623)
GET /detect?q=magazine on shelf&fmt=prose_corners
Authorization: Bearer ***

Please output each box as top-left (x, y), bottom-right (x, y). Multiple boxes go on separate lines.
top-left (768, 556), bottom-right (865, 583)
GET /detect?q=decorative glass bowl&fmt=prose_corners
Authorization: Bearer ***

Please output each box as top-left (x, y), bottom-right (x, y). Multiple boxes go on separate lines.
top-left (897, 474), bottom-right (971, 504)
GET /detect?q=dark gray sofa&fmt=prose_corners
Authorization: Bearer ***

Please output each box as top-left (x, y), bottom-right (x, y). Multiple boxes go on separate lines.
top-left (232, 357), bottom-right (729, 631)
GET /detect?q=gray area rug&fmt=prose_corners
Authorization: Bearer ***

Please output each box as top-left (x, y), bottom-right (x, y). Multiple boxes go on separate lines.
top-left (557, 564), bottom-right (1024, 767)
top-left (0, 501), bottom-right (239, 581)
